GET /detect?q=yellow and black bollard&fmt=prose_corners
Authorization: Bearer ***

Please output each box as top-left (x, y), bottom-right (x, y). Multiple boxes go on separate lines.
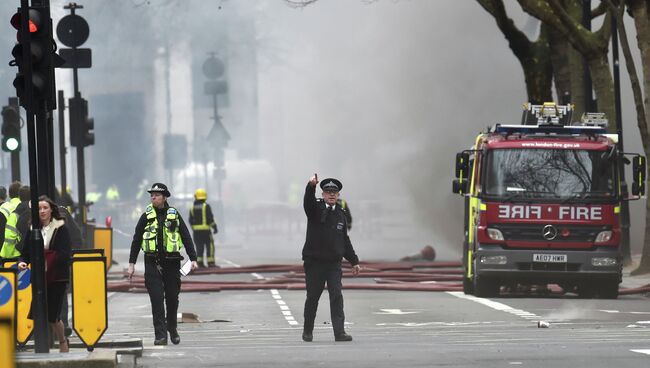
top-left (71, 255), bottom-right (107, 351)
top-left (0, 267), bottom-right (17, 344)
top-left (94, 227), bottom-right (113, 271)
top-left (0, 317), bottom-right (16, 368)
top-left (0, 259), bottom-right (33, 346)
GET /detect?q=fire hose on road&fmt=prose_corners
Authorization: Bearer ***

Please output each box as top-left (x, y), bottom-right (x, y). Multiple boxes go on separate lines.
top-left (106, 259), bottom-right (650, 296)
top-left (107, 261), bottom-right (466, 293)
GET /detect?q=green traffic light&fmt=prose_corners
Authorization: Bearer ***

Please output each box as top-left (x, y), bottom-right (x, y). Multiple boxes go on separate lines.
top-left (2, 137), bottom-right (20, 152)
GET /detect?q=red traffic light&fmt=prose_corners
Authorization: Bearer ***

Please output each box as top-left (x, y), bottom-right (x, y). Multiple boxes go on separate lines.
top-left (10, 9), bottom-right (42, 33)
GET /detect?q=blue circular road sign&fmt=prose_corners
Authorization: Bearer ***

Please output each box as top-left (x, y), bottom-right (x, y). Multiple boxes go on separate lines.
top-left (11, 264), bottom-right (31, 291)
top-left (0, 275), bottom-right (12, 306)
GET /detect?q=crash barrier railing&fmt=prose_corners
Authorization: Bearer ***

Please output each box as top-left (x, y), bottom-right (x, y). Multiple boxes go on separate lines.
top-left (71, 254), bottom-right (108, 351)
top-left (0, 317), bottom-right (15, 368)
top-left (0, 259), bottom-right (32, 346)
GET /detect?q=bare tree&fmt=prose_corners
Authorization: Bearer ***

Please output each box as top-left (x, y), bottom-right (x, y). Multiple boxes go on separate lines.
top-left (608, 0), bottom-right (650, 274)
top-left (518, 0), bottom-right (616, 130)
top-left (476, 0), bottom-right (553, 103)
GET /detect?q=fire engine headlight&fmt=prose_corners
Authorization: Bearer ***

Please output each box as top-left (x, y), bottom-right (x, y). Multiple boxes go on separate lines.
top-left (487, 228), bottom-right (504, 241)
top-left (480, 255), bottom-right (508, 265)
top-left (594, 231), bottom-right (612, 243)
top-left (591, 257), bottom-right (617, 266)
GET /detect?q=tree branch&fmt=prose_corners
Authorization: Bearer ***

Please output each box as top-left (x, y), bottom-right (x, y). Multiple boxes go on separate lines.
top-left (476, 0), bottom-right (533, 55)
top-left (606, 0), bottom-right (648, 146)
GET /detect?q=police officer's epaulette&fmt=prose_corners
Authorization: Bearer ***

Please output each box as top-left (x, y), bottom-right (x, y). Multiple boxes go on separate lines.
top-left (316, 198), bottom-right (324, 202)
top-left (145, 205), bottom-right (154, 214)
top-left (167, 207), bottom-right (177, 215)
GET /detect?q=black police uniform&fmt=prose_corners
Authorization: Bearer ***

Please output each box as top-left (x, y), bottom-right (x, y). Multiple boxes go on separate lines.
top-left (337, 199), bottom-right (353, 230)
top-left (301, 179), bottom-right (359, 340)
top-left (129, 184), bottom-right (197, 345)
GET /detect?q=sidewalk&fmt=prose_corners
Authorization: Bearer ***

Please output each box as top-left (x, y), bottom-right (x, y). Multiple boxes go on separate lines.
top-left (621, 255), bottom-right (650, 291)
top-left (16, 349), bottom-right (117, 368)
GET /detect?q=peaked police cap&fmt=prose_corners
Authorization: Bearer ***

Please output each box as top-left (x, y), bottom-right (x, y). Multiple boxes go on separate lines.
top-left (320, 178), bottom-right (343, 192)
top-left (147, 182), bottom-right (171, 197)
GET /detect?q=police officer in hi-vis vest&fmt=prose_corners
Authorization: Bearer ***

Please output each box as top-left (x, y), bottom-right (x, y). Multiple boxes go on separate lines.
top-left (127, 183), bottom-right (198, 345)
top-left (0, 181), bottom-right (23, 259)
top-left (188, 188), bottom-right (218, 267)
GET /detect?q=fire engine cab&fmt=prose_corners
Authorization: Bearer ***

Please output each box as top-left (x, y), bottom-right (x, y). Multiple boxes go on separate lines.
top-left (452, 102), bottom-right (646, 298)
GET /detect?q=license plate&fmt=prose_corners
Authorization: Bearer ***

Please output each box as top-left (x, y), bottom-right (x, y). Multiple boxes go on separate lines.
top-left (533, 254), bottom-right (567, 263)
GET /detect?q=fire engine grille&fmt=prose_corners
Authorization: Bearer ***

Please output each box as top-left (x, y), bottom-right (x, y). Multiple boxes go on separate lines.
top-left (492, 224), bottom-right (609, 243)
top-left (517, 262), bottom-right (581, 272)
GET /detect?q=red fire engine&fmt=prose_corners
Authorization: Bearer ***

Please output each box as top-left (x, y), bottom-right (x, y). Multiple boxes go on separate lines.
top-left (452, 103), bottom-right (646, 298)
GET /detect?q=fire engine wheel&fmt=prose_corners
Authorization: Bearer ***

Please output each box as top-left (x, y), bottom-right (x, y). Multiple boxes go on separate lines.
top-left (474, 276), bottom-right (500, 298)
top-left (597, 280), bottom-right (619, 299)
top-left (577, 284), bottom-right (596, 298)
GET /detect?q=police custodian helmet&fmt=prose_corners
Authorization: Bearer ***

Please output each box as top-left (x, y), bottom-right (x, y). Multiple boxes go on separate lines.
top-left (147, 183), bottom-right (171, 197)
top-left (320, 178), bottom-right (342, 192)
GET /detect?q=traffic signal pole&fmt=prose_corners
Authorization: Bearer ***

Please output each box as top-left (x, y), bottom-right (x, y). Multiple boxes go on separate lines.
top-left (63, 2), bottom-right (89, 236)
top-left (58, 90), bottom-right (67, 192)
top-left (17, 0), bottom-right (49, 354)
top-left (8, 97), bottom-right (21, 181)
top-left (611, 14), bottom-right (632, 264)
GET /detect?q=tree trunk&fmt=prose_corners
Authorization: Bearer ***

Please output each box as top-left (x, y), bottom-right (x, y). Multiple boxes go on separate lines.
top-left (588, 55), bottom-right (616, 132)
top-left (627, 0), bottom-right (650, 274)
top-left (522, 30), bottom-right (554, 104)
top-left (547, 27), bottom-right (572, 102)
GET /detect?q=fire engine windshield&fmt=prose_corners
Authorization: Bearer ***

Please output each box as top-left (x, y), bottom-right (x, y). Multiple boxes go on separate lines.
top-left (484, 149), bottom-right (616, 200)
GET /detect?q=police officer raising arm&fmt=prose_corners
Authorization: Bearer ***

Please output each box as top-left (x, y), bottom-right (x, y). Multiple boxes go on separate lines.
top-left (127, 183), bottom-right (198, 346)
top-left (301, 174), bottom-right (361, 343)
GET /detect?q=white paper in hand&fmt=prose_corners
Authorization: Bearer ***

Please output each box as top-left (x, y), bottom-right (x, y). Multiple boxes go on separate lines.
top-left (180, 260), bottom-right (192, 276)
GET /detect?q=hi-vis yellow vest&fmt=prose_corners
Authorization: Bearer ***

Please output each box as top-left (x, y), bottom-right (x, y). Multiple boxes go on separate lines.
top-left (190, 202), bottom-right (210, 231)
top-left (0, 197), bottom-right (21, 258)
top-left (140, 205), bottom-right (184, 253)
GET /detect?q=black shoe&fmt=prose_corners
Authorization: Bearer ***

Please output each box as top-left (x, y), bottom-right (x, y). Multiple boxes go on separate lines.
top-left (64, 327), bottom-right (72, 337)
top-left (334, 333), bottom-right (353, 342)
top-left (302, 332), bottom-right (313, 342)
top-left (169, 329), bottom-right (181, 345)
top-left (154, 337), bottom-right (168, 346)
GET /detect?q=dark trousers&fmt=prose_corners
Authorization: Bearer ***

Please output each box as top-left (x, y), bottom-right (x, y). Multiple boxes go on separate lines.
top-left (193, 230), bottom-right (215, 265)
top-left (303, 260), bottom-right (345, 336)
top-left (144, 256), bottom-right (181, 339)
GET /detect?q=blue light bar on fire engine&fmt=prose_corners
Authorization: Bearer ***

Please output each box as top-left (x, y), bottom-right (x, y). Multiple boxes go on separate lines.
top-left (494, 124), bottom-right (607, 135)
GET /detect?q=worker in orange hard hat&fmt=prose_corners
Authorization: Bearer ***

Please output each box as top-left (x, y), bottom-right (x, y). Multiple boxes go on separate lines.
top-left (188, 188), bottom-right (219, 267)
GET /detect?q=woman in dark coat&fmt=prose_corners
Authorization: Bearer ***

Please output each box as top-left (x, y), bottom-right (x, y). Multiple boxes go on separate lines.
top-left (18, 195), bottom-right (71, 353)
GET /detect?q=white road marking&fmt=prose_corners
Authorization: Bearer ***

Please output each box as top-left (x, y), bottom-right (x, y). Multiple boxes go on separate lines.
top-left (377, 321), bottom-right (498, 327)
top-left (222, 258), bottom-right (299, 327)
top-left (447, 291), bottom-right (541, 321)
top-left (630, 349), bottom-right (650, 355)
top-left (374, 309), bottom-right (419, 315)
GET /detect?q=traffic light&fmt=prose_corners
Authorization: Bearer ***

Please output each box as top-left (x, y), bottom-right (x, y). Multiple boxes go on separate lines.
top-left (69, 96), bottom-right (94, 147)
top-left (1, 105), bottom-right (21, 152)
top-left (9, 5), bottom-right (62, 109)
